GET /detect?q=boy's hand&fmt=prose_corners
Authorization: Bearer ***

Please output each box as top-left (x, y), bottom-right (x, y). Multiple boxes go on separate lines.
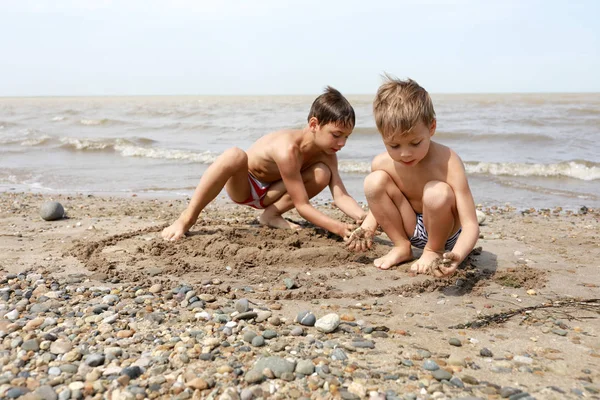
top-left (339, 223), bottom-right (356, 240)
top-left (436, 252), bottom-right (461, 276)
top-left (345, 227), bottom-right (374, 252)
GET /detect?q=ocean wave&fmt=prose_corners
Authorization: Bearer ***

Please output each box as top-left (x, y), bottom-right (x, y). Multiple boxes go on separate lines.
top-left (116, 146), bottom-right (218, 163)
top-left (59, 136), bottom-right (156, 151)
top-left (52, 116), bottom-right (66, 121)
top-left (465, 160), bottom-right (600, 181)
top-left (56, 136), bottom-right (217, 163)
top-left (79, 118), bottom-right (128, 126)
top-left (337, 160), bottom-right (599, 181)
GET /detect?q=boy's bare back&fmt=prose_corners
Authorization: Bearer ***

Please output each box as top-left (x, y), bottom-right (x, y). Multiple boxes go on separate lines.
top-left (246, 129), bottom-right (338, 184)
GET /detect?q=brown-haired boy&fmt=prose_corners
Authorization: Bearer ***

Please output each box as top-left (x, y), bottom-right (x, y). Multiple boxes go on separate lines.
top-left (162, 86), bottom-right (366, 241)
top-left (347, 76), bottom-right (479, 277)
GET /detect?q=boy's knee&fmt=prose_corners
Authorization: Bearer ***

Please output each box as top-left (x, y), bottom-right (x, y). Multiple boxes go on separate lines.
top-left (364, 170), bottom-right (391, 196)
top-left (222, 147), bottom-right (247, 169)
top-left (312, 162), bottom-right (331, 186)
top-left (423, 181), bottom-right (454, 209)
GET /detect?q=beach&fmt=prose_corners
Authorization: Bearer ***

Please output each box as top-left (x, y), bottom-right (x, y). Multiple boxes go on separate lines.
top-left (1, 191), bottom-right (599, 399)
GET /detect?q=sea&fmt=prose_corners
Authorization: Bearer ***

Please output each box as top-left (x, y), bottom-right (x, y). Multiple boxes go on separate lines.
top-left (1, 94), bottom-right (599, 210)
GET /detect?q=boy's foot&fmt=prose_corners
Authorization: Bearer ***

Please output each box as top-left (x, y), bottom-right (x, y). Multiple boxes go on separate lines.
top-left (258, 213), bottom-right (302, 230)
top-left (161, 219), bottom-right (190, 241)
top-left (411, 248), bottom-right (442, 274)
top-left (374, 247), bottom-right (412, 270)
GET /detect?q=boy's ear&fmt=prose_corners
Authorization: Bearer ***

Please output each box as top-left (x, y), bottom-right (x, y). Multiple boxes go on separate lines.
top-left (308, 117), bottom-right (320, 131)
top-left (429, 119), bottom-right (437, 136)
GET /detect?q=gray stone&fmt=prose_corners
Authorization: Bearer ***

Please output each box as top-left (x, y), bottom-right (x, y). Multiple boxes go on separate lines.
top-left (85, 353), bottom-right (105, 367)
top-left (331, 348), bottom-right (348, 361)
top-left (423, 360), bottom-right (439, 371)
top-left (450, 377), bottom-right (465, 388)
top-left (244, 369), bottom-right (264, 384)
top-left (122, 366), bottom-right (143, 380)
top-left (431, 369), bottom-right (452, 381)
top-left (448, 338), bottom-right (462, 347)
top-left (500, 387), bottom-right (522, 398)
top-left (253, 356), bottom-right (295, 378)
top-left (295, 359), bottom-right (315, 375)
top-left (40, 201), bottom-right (65, 221)
top-left (283, 278), bottom-right (297, 289)
top-left (251, 336), bottom-right (265, 347)
top-left (552, 328), bottom-right (568, 336)
top-left (7, 387), bottom-right (30, 398)
top-left (235, 298), bottom-right (250, 313)
top-left (296, 311), bottom-right (316, 326)
top-left (290, 327), bottom-right (304, 336)
top-left (508, 394), bottom-right (534, 400)
top-left (480, 347), bottom-right (493, 357)
top-left (243, 331), bottom-right (257, 343)
top-left (352, 340), bottom-right (375, 349)
top-left (262, 330), bottom-right (277, 339)
top-left (58, 389), bottom-right (71, 400)
top-left (234, 312), bottom-right (258, 321)
top-left (22, 339), bottom-right (40, 351)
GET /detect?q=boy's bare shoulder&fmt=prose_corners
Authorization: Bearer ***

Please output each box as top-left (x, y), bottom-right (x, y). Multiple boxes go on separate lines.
top-left (371, 151), bottom-right (393, 170)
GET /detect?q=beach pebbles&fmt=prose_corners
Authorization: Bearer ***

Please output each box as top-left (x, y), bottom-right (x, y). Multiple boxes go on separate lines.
top-left (40, 201), bottom-right (65, 221)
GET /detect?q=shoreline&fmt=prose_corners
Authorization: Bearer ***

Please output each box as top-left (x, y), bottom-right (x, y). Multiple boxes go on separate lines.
top-left (1, 191), bottom-right (599, 399)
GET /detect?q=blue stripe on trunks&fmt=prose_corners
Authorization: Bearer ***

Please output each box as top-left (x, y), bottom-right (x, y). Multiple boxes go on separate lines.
top-left (409, 213), bottom-right (461, 251)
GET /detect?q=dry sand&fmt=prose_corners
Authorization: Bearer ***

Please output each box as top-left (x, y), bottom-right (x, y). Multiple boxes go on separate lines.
top-left (1, 192), bottom-right (599, 399)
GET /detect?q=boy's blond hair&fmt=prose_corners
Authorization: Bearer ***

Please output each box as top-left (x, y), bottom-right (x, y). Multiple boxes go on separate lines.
top-left (373, 75), bottom-right (436, 138)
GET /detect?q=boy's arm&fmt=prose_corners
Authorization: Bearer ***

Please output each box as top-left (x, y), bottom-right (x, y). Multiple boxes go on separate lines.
top-left (439, 155), bottom-right (480, 276)
top-left (275, 145), bottom-right (352, 237)
top-left (327, 156), bottom-right (367, 222)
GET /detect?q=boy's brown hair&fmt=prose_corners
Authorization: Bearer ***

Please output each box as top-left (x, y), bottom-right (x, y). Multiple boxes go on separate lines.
top-left (308, 86), bottom-right (355, 129)
top-left (373, 75), bottom-right (436, 138)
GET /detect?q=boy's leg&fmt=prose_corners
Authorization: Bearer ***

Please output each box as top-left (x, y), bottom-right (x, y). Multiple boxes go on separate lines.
top-left (258, 162), bottom-right (331, 229)
top-left (364, 170), bottom-right (417, 270)
top-left (411, 181), bottom-right (459, 273)
top-left (162, 147), bottom-right (251, 240)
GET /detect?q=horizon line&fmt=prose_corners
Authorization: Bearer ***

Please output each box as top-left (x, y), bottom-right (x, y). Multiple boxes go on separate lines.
top-left (2, 91), bottom-right (600, 99)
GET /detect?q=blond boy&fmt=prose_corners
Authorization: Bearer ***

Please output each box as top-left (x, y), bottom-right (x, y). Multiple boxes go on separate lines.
top-left (162, 87), bottom-right (366, 241)
top-left (347, 77), bottom-right (479, 276)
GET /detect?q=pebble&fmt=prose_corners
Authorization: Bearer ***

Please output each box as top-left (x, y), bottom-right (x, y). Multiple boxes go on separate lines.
top-left (423, 360), bottom-right (440, 371)
top-left (0, 268), bottom-right (572, 400)
top-left (448, 338), bottom-right (462, 347)
top-left (315, 313), bottom-right (340, 333)
top-left (40, 201), bottom-right (65, 221)
top-left (431, 369), bottom-right (453, 381)
top-left (235, 298), bottom-right (251, 313)
top-left (296, 310), bottom-right (316, 326)
top-left (480, 347), bottom-right (493, 357)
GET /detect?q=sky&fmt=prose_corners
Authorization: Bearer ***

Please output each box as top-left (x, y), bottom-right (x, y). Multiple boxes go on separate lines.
top-left (1, 0), bottom-right (599, 96)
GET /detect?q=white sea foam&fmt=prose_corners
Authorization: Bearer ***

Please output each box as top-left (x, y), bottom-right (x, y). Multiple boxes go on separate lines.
top-left (52, 116), bottom-right (66, 121)
top-left (465, 161), bottom-right (600, 181)
top-left (80, 119), bottom-right (105, 126)
top-left (115, 144), bottom-right (218, 163)
top-left (337, 160), bottom-right (599, 181)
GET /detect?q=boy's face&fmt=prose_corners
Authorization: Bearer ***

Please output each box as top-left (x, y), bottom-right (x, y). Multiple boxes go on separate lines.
top-left (383, 120), bottom-right (435, 166)
top-left (310, 118), bottom-right (353, 155)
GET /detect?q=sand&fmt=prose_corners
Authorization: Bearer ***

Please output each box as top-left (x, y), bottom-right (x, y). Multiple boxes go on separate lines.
top-left (1, 191), bottom-right (599, 399)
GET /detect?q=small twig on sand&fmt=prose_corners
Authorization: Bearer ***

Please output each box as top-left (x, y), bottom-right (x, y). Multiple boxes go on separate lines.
top-left (449, 298), bottom-right (600, 329)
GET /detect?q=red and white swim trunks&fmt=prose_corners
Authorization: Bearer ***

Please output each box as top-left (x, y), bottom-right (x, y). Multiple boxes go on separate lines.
top-left (232, 173), bottom-right (270, 210)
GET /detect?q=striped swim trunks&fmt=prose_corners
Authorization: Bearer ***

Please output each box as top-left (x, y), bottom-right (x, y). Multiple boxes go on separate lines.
top-left (409, 213), bottom-right (461, 251)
